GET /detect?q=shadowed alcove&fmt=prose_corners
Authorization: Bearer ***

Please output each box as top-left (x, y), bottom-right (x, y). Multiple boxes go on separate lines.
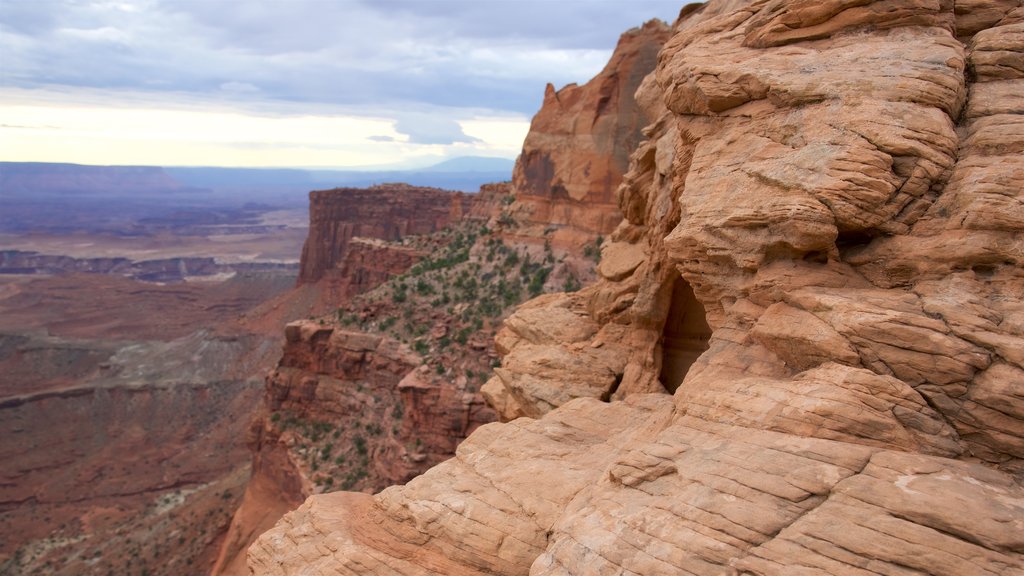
top-left (658, 276), bottom-right (712, 393)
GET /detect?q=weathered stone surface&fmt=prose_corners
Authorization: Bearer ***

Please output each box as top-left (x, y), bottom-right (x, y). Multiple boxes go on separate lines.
top-left (749, 301), bottom-right (860, 370)
top-left (249, 396), bottom-right (677, 575)
top-left (481, 293), bottom-right (628, 420)
top-left (735, 452), bottom-right (1024, 575)
top-left (676, 362), bottom-right (963, 456)
top-left (250, 0), bottom-right (1024, 573)
top-left (597, 240), bottom-right (647, 281)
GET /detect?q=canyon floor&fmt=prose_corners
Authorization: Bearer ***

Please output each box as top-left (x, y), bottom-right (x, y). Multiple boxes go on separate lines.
top-left (0, 195), bottom-right (307, 575)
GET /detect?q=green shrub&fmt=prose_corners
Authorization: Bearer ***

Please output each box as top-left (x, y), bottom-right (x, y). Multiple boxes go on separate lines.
top-left (563, 274), bottom-right (581, 292)
top-left (392, 285), bottom-right (407, 303)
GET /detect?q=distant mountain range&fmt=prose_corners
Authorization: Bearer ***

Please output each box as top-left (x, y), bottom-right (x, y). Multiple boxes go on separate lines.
top-left (417, 156), bottom-right (515, 173)
top-left (0, 156), bottom-right (515, 202)
top-left (165, 157), bottom-right (513, 196)
top-left (0, 157), bottom-right (515, 234)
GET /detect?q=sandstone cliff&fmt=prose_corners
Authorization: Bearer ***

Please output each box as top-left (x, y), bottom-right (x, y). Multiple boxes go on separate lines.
top-left (297, 184), bottom-right (479, 285)
top-left (251, 0), bottom-right (1024, 573)
top-left (499, 19), bottom-right (672, 252)
top-left (217, 25), bottom-right (669, 570)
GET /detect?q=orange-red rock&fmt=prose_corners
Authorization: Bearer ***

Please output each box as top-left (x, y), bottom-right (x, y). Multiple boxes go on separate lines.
top-left (251, 0), bottom-right (1024, 574)
top-left (298, 184), bottom-right (478, 284)
top-left (500, 20), bottom-right (672, 252)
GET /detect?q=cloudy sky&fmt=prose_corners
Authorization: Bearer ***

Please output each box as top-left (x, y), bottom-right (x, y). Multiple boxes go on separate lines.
top-left (0, 1), bottom-right (680, 169)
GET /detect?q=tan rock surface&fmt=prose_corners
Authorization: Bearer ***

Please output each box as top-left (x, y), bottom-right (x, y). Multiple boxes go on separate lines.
top-left (251, 0), bottom-right (1024, 573)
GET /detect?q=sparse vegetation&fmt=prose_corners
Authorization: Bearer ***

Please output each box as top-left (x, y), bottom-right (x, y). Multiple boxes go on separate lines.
top-left (583, 235), bottom-right (603, 263)
top-left (276, 213), bottom-right (603, 501)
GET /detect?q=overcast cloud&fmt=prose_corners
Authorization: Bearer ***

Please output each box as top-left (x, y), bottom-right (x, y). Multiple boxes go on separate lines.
top-left (0, 0), bottom-right (681, 167)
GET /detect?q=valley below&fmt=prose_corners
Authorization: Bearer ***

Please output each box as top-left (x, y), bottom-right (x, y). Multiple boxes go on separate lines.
top-left (0, 177), bottom-right (307, 574)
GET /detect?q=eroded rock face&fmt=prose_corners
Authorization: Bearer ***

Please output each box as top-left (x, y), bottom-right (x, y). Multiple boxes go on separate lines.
top-left (251, 0), bottom-right (1024, 573)
top-left (213, 320), bottom-right (495, 575)
top-left (500, 19), bottom-right (672, 252)
top-left (298, 184), bottom-right (478, 284)
top-left (316, 239), bottom-right (427, 304)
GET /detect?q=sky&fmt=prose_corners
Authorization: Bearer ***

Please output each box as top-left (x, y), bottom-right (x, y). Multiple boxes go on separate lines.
top-left (0, 0), bottom-right (681, 169)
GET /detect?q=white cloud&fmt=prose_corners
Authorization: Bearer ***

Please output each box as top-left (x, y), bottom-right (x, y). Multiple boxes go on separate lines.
top-left (0, 88), bottom-right (529, 168)
top-left (219, 81), bottom-right (260, 94)
top-left (57, 26), bottom-right (132, 43)
top-left (0, 0), bottom-right (679, 167)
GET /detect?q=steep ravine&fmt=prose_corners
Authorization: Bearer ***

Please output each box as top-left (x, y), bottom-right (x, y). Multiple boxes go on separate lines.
top-left (251, 0), bottom-right (1024, 574)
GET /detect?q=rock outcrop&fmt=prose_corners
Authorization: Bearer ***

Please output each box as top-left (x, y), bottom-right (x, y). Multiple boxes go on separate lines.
top-left (220, 27), bottom-right (670, 569)
top-left (212, 319), bottom-right (495, 575)
top-left (251, 0), bottom-right (1024, 574)
top-left (298, 184), bottom-right (479, 284)
top-left (499, 19), bottom-right (672, 252)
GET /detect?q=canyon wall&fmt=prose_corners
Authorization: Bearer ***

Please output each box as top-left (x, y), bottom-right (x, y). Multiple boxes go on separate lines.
top-left (297, 184), bottom-right (479, 284)
top-left (0, 251), bottom-right (297, 283)
top-left (306, 182), bottom-right (510, 305)
top-left (0, 270), bottom-right (298, 575)
top-left (215, 23), bottom-right (674, 571)
top-left (251, 0), bottom-right (1024, 574)
top-left (501, 20), bottom-right (672, 252)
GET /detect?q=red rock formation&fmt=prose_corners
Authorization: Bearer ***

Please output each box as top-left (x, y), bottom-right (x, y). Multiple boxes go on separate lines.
top-left (251, 1), bottom-right (1024, 574)
top-left (212, 321), bottom-right (493, 575)
top-left (500, 19), bottom-right (672, 251)
top-left (298, 184), bottom-right (479, 284)
top-left (313, 183), bottom-right (521, 303)
top-left (317, 239), bottom-right (427, 304)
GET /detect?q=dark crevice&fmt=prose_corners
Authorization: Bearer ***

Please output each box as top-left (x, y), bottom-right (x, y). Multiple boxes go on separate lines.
top-left (835, 229), bottom-right (878, 260)
top-left (972, 264), bottom-right (996, 279)
top-left (836, 230), bottom-right (875, 249)
top-left (601, 373), bottom-right (623, 403)
top-left (802, 250), bottom-right (829, 264)
top-left (658, 276), bottom-right (712, 393)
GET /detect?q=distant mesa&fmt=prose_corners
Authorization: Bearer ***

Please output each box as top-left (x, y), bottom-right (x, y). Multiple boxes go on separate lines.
top-left (1, 156), bottom-right (515, 199)
top-left (417, 156), bottom-right (516, 173)
top-left (0, 162), bottom-right (189, 196)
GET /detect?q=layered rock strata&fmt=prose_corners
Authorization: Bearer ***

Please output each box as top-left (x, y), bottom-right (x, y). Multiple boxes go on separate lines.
top-left (0, 250), bottom-right (296, 283)
top-left (0, 271), bottom-right (296, 575)
top-left (298, 184), bottom-right (478, 284)
top-left (252, 0), bottom-right (1024, 574)
top-left (316, 240), bottom-right (427, 304)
